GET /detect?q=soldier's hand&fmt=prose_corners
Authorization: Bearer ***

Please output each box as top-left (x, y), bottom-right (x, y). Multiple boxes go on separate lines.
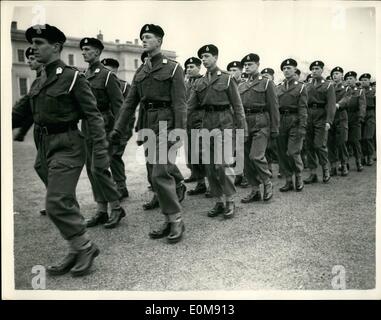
top-left (109, 129), bottom-right (121, 145)
top-left (93, 150), bottom-right (110, 169)
top-left (325, 123), bottom-right (331, 131)
top-left (14, 132), bottom-right (25, 142)
top-left (335, 103), bottom-right (340, 109)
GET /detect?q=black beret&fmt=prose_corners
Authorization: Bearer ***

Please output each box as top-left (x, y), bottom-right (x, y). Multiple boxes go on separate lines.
top-left (241, 53), bottom-right (260, 65)
top-left (295, 68), bottom-right (301, 76)
top-left (241, 72), bottom-right (249, 79)
top-left (309, 60), bottom-right (324, 70)
top-left (197, 44), bottom-right (218, 58)
top-left (261, 68), bottom-right (274, 76)
top-left (305, 73), bottom-right (312, 82)
top-left (359, 73), bottom-right (371, 81)
top-left (141, 51), bottom-right (148, 63)
top-left (80, 37), bottom-right (104, 51)
top-left (25, 47), bottom-right (34, 59)
top-left (280, 58), bottom-right (297, 70)
top-left (25, 24), bottom-right (66, 44)
top-left (140, 24), bottom-right (165, 40)
top-left (344, 71), bottom-right (357, 80)
top-left (101, 58), bottom-right (119, 68)
top-left (331, 66), bottom-right (344, 77)
top-left (227, 61), bottom-right (242, 71)
top-left (184, 57), bottom-right (201, 69)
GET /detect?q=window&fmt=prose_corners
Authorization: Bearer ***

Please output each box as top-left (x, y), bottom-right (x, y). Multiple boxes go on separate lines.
top-left (18, 49), bottom-right (25, 62)
top-left (68, 54), bottom-right (75, 66)
top-left (19, 78), bottom-right (28, 96)
top-left (134, 59), bottom-right (139, 69)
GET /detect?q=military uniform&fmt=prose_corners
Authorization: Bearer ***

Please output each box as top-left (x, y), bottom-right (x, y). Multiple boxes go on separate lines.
top-left (238, 61), bottom-right (279, 202)
top-left (327, 69), bottom-right (349, 176)
top-left (82, 58), bottom-right (126, 205)
top-left (188, 65), bottom-right (246, 210)
top-left (185, 72), bottom-right (206, 188)
top-left (112, 24), bottom-right (186, 243)
top-left (340, 79), bottom-right (367, 169)
top-left (304, 63), bottom-right (336, 183)
top-left (360, 74), bottom-right (376, 165)
top-left (276, 76), bottom-right (308, 191)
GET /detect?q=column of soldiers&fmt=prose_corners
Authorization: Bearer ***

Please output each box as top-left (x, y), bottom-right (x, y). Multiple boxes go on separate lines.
top-left (12, 22), bottom-right (376, 278)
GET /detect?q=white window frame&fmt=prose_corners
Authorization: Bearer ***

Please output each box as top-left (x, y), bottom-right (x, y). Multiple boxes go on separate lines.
top-left (68, 53), bottom-right (75, 66)
top-left (17, 76), bottom-right (30, 98)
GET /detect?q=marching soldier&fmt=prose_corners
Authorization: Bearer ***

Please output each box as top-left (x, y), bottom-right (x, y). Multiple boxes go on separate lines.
top-left (261, 67), bottom-right (279, 178)
top-left (238, 53), bottom-right (279, 203)
top-left (327, 66), bottom-right (349, 177)
top-left (304, 60), bottom-right (336, 184)
top-left (80, 37), bottom-right (126, 228)
top-left (14, 47), bottom-right (43, 143)
top-left (110, 24), bottom-right (187, 243)
top-left (184, 57), bottom-right (208, 195)
top-left (227, 61), bottom-right (249, 188)
top-left (13, 47), bottom-right (47, 216)
top-left (359, 73), bottom-right (376, 166)
top-left (276, 59), bottom-right (307, 192)
top-left (261, 68), bottom-right (275, 81)
top-left (294, 68), bottom-right (301, 81)
top-left (227, 61), bottom-right (243, 83)
top-left (187, 44), bottom-right (247, 218)
top-left (342, 71), bottom-right (366, 171)
top-left (101, 57), bottom-right (135, 198)
top-left (13, 24), bottom-right (104, 276)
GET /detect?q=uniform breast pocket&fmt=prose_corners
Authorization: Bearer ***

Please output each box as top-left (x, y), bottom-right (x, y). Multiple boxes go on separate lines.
top-left (279, 91), bottom-right (298, 106)
top-left (90, 83), bottom-right (108, 108)
top-left (211, 82), bottom-right (228, 103)
top-left (251, 86), bottom-right (266, 104)
top-left (153, 72), bottom-right (172, 97)
top-left (45, 89), bottom-right (71, 116)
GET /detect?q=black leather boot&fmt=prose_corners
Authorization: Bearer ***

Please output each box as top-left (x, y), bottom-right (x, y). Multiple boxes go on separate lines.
top-left (279, 180), bottom-right (294, 192)
top-left (85, 211), bottom-right (108, 228)
top-left (149, 221), bottom-right (171, 239)
top-left (207, 202), bottom-right (225, 217)
top-left (241, 190), bottom-right (261, 203)
top-left (167, 221), bottom-right (185, 244)
top-left (304, 173), bottom-right (318, 184)
top-left (143, 194), bottom-right (159, 210)
top-left (104, 207), bottom-right (126, 229)
top-left (70, 243), bottom-right (100, 277)
top-left (47, 252), bottom-right (77, 276)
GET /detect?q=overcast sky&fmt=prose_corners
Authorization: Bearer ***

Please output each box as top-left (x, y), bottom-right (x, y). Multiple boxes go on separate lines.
top-left (8, 1), bottom-right (378, 80)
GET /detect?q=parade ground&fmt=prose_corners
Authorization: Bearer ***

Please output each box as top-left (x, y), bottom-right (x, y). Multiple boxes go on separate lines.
top-left (12, 129), bottom-right (376, 291)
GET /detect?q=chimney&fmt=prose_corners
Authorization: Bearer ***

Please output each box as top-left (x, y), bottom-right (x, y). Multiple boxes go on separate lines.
top-left (115, 39), bottom-right (120, 44)
top-left (97, 30), bottom-right (103, 41)
top-left (11, 21), bottom-right (17, 30)
top-left (134, 39), bottom-right (139, 45)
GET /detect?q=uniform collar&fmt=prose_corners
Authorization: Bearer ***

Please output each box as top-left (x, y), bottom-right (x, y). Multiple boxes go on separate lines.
top-left (44, 59), bottom-right (63, 76)
top-left (149, 52), bottom-right (163, 67)
top-left (89, 60), bottom-right (102, 71)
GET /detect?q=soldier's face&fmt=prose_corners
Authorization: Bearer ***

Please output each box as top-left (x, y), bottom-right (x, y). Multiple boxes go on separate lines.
top-left (346, 76), bottom-right (356, 86)
top-left (82, 45), bottom-right (100, 63)
top-left (262, 73), bottom-right (274, 81)
top-left (31, 37), bottom-right (57, 63)
top-left (243, 61), bottom-right (259, 75)
top-left (229, 67), bottom-right (242, 81)
top-left (282, 66), bottom-right (295, 79)
top-left (201, 53), bottom-right (217, 69)
top-left (332, 71), bottom-right (343, 82)
top-left (141, 33), bottom-right (161, 52)
top-left (311, 66), bottom-right (323, 78)
top-left (361, 78), bottom-right (370, 87)
top-left (27, 55), bottom-right (42, 71)
top-left (186, 64), bottom-right (201, 77)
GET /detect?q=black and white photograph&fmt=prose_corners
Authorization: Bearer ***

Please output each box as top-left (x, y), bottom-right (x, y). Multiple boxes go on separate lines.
top-left (1, 0), bottom-right (380, 301)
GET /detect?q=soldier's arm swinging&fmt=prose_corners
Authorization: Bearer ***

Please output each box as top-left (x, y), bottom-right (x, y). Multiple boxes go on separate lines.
top-left (265, 80), bottom-right (280, 136)
top-left (170, 64), bottom-right (187, 130)
top-left (12, 94), bottom-right (33, 129)
top-left (114, 74), bottom-right (141, 137)
top-left (358, 89), bottom-right (367, 122)
top-left (325, 84), bottom-right (336, 125)
top-left (72, 73), bottom-right (108, 152)
top-left (226, 77), bottom-right (247, 134)
top-left (106, 72), bottom-right (124, 118)
top-left (298, 84), bottom-right (308, 129)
